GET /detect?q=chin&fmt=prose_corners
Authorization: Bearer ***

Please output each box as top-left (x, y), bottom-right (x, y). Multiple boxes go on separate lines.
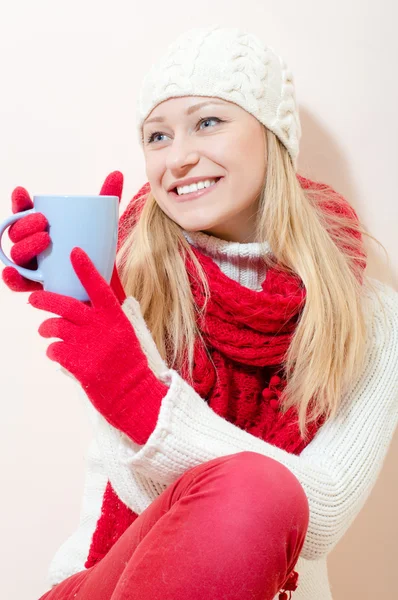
top-left (182, 224), bottom-right (219, 235)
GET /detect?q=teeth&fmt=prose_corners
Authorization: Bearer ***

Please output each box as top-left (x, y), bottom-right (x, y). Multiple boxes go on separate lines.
top-left (176, 178), bottom-right (218, 196)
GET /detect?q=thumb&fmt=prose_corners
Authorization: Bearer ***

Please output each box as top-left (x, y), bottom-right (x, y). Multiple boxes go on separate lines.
top-left (11, 187), bottom-right (33, 213)
top-left (100, 171), bottom-right (124, 203)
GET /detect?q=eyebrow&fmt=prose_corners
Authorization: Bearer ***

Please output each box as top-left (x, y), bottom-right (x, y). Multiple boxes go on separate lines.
top-left (143, 100), bottom-right (228, 125)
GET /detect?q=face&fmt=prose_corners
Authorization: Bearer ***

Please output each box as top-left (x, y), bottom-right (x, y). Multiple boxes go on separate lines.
top-left (141, 96), bottom-right (267, 243)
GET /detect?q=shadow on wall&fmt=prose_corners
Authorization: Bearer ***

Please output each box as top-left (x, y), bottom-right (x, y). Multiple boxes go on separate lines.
top-left (328, 431), bottom-right (398, 598)
top-left (297, 106), bottom-right (397, 290)
top-left (297, 107), bottom-right (398, 599)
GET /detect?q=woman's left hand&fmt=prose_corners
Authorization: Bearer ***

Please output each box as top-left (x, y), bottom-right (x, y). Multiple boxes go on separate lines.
top-left (28, 247), bottom-right (168, 444)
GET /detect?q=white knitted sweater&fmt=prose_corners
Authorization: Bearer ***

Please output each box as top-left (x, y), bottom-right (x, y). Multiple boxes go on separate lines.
top-left (47, 230), bottom-right (398, 600)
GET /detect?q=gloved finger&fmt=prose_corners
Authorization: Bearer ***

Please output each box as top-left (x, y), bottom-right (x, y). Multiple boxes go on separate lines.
top-left (29, 290), bottom-right (91, 325)
top-left (100, 171), bottom-right (124, 202)
top-left (46, 341), bottom-right (78, 377)
top-left (45, 340), bottom-right (68, 367)
top-left (2, 267), bottom-right (43, 292)
top-left (70, 247), bottom-right (119, 311)
top-left (11, 187), bottom-right (34, 213)
top-left (38, 317), bottom-right (81, 344)
top-left (9, 213), bottom-right (49, 243)
top-left (11, 231), bottom-right (51, 266)
top-left (19, 257), bottom-right (38, 271)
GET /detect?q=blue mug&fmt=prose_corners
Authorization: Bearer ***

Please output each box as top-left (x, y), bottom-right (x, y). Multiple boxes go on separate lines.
top-left (0, 195), bottom-right (119, 301)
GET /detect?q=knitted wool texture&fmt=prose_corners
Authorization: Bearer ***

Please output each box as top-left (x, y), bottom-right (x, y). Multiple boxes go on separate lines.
top-left (84, 176), bottom-right (365, 599)
top-left (179, 244), bottom-right (322, 447)
top-left (136, 25), bottom-right (301, 169)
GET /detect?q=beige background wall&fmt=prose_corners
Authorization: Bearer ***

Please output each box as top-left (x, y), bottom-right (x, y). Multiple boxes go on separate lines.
top-left (0, 1), bottom-right (397, 598)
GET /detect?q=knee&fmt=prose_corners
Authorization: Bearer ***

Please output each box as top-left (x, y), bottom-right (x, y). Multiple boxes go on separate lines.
top-left (220, 452), bottom-right (309, 530)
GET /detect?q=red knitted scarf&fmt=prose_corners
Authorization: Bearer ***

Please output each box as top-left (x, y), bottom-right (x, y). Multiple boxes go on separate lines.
top-left (84, 176), bottom-right (364, 598)
top-left (179, 244), bottom-right (322, 453)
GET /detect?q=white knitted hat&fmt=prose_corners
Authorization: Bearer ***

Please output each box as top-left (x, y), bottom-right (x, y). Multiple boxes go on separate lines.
top-left (136, 25), bottom-right (301, 169)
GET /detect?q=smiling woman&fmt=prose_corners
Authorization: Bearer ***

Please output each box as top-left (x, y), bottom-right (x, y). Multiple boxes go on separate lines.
top-left (6, 24), bottom-right (397, 600)
top-left (140, 96), bottom-right (267, 241)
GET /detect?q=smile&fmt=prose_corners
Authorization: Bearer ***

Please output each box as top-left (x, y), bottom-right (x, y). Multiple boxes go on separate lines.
top-left (169, 177), bottom-right (223, 202)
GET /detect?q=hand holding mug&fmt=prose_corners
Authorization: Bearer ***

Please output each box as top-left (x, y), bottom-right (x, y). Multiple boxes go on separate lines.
top-left (2, 186), bottom-right (51, 292)
top-left (0, 172), bottom-right (125, 302)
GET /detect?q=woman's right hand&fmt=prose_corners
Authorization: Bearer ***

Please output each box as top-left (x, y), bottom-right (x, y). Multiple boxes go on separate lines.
top-left (2, 187), bottom-right (50, 291)
top-left (2, 171), bottom-right (125, 294)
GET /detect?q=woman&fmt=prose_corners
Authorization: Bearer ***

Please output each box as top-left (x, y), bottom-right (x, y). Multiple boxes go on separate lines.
top-left (3, 26), bottom-right (398, 600)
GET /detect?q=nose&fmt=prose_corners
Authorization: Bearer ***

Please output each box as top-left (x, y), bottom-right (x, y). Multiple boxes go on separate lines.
top-left (165, 136), bottom-right (200, 173)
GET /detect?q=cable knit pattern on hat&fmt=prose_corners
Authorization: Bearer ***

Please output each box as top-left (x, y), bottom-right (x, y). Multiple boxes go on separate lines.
top-left (136, 26), bottom-right (301, 168)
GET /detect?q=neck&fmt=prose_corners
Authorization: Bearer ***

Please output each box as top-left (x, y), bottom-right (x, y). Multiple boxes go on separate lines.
top-left (182, 229), bottom-right (271, 292)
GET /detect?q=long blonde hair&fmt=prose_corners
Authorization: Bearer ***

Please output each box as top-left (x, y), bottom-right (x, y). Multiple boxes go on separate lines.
top-left (117, 128), bottom-right (387, 441)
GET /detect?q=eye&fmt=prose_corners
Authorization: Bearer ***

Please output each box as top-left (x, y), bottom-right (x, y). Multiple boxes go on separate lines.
top-left (198, 116), bottom-right (222, 129)
top-left (145, 116), bottom-right (224, 144)
top-left (146, 132), bottom-right (167, 144)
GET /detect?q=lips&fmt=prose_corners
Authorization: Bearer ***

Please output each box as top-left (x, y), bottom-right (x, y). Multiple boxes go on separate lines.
top-left (169, 177), bottom-right (223, 202)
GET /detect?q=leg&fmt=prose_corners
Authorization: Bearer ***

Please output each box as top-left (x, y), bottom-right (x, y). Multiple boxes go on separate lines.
top-left (40, 452), bottom-right (309, 600)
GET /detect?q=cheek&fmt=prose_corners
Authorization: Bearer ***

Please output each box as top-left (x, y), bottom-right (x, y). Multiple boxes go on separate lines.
top-left (144, 155), bottom-right (163, 185)
top-left (241, 128), bottom-right (264, 158)
top-left (238, 131), bottom-right (266, 177)
top-left (227, 134), bottom-right (266, 198)
top-left (220, 128), bottom-right (263, 173)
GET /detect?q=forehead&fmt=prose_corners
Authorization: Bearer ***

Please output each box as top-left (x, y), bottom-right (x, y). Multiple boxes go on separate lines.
top-left (143, 96), bottom-right (233, 125)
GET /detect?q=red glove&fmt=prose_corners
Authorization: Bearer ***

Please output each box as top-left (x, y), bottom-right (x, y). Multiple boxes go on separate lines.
top-left (2, 187), bottom-right (51, 291)
top-left (2, 172), bottom-right (126, 303)
top-left (28, 247), bottom-right (168, 445)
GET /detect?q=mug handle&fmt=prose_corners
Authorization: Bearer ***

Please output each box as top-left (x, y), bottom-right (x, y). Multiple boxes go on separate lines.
top-left (0, 209), bottom-right (44, 283)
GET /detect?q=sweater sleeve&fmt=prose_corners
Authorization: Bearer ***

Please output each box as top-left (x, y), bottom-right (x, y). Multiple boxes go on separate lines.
top-left (116, 278), bottom-right (398, 562)
top-left (46, 435), bottom-right (109, 587)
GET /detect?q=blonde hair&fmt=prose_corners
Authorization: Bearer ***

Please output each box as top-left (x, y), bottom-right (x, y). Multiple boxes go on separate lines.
top-left (117, 128), bottom-right (388, 441)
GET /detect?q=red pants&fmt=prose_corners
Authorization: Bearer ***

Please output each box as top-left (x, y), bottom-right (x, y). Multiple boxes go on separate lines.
top-left (39, 451), bottom-right (309, 600)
